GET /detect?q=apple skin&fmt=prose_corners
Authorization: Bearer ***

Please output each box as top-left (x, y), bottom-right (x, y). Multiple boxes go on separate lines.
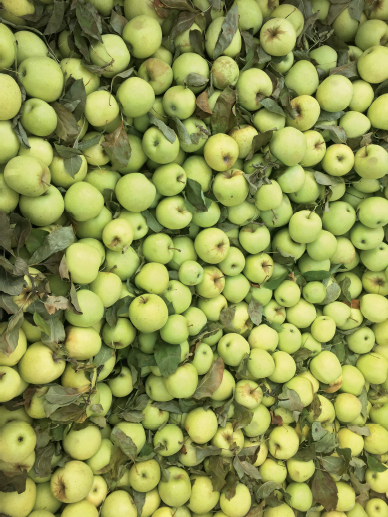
top-left (0, 73), bottom-right (21, 121)
top-left (310, 350), bottom-right (342, 385)
top-left (236, 69), bottom-right (273, 111)
top-left (19, 185), bottom-right (64, 226)
top-left (142, 126), bottom-right (180, 164)
top-left (138, 57), bottom-right (173, 95)
top-left (358, 45), bottom-right (388, 84)
top-left (194, 228), bottom-right (230, 264)
top-left (118, 77), bottom-right (155, 118)
top-left (158, 466), bottom-right (191, 507)
top-left (89, 34), bottom-right (130, 78)
top-left (65, 242), bottom-right (101, 285)
top-left (187, 476), bottom-right (220, 514)
top-left (129, 294), bottom-right (168, 333)
top-left (50, 460), bottom-right (94, 504)
top-left (316, 75), bottom-right (353, 112)
top-left (270, 127), bottom-right (307, 166)
top-left (61, 58), bottom-right (100, 95)
top-left (15, 29), bottom-right (49, 62)
top-left (65, 289), bottom-right (104, 328)
top-left (122, 15), bottom-right (162, 59)
top-left (220, 483), bottom-right (251, 517)
top-left (116, 173), bottom-right (156, 212)
top-left (100, 491), bottom-right (137, 517)
top-left (4, 155), bottom-right (50, 197)
top-left (260, 17), bottom-right (296, 56)
top-left (19, 56), bottom-right (64, 102)
top-left (0, 477), bottom-right (36, 517)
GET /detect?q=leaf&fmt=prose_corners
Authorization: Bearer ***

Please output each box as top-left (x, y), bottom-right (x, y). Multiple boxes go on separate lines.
top-left (172, 116), bottom-right (193, 146)
top-left (245, 132), bottom-right (274, 161)
top-left (192, 357), bottom-right (224, 399)
top-left (195, 444), bottom-right (221, 462)
top-left (52, 102), bottom-right (80, 143)
top-left (329, 61), bottom-right (359, 80)
top-left (322, 455), bottom-right (347, 475)
top-left (185, 178), bottom-right (212, 212)
top-left (256, 481), bottom-right (283, 499)
top-left (141, 210), bottom-right (164, 233)
top-left (220, 305), bottom-right (236, 331)
top-left (0, 212), bottom-right (13, 254)
top-left (111, 427), bottom-right (138, 460)
top-left (213, 4), bottom-right (239, 59)
top-left (25, 229), bottom-right (48, 255)
top-left (33, 312), bottom-right (51, 336)
top-left (132, 489), bottom-right (146, 517)
top-left (349, 0), bottom-right (365, 20)
top-left (315, 124), bottom-right (347, 144)
top-left (189, 29), bottom-right (205, 58)
top-left (223, 470), bottom-right (239, 501)
top-left (247, 298), bottom-right (263, 325)
top-left (0, 267), bottom-right (26, 296)
top-left (311, 469), bottom-right (339, 511)
top-left (313, 170), bottom-right (345, 186)
top-left (34, 443), bottom-right (55, 479)
top-left (322, 283), bottom-right (341, 305)
top-left (10, 213), bottom-right (31, 251)
top-left (233, 458), bottom-right (261, 480)
top-left (110, 8), bottom-right (128, 35)
top-left (0, 470), bottom-right (27, 493)
top-left (75, 0), bottom-right (102, 42)
top-left (94, 344), bottom-right (115, 368)
top-left (101, 123), bottom-right (131, 169)
top-left (106, 296), bottom-right (133, 328)
top-left (62, 78), bottom-right (87, 122)
top-left (148, 112), bottom-right (177, 143)
top-left (208, 456), bottom-right (230, 491)
top-left (154, 340), bottom-right (181, 377)
top-left (262, 270), bottom-right (288, 290)
top-left (367, 456), bottom-right (388, 472)
top-left (0, 311), bottom-right (24, 355)
top-left (211, 86), bottom-right (237, 135)
top-left (317, 110), bottom-right (345, 122)
top-left (184, 73), bottom-right (209, 87)
top-left (54, 144), bottom-right (83, 178)
top-left (347, 425), bottom-right (371, 436)
top-left (260, 98), bottom-right (286, 117)
top-left (230, 400), bottom-right (253, 430)
top-left (28, 227), bottom-right (75, 265)
top-left (45, 384), bottom-right (82, 406)
top-left (278, 386), bottom-right (303, 413)
top-left (196, 90), bottom-right (213, 115)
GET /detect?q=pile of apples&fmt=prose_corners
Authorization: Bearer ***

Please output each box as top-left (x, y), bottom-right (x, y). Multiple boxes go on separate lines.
top-left (2, 0), bottom-right (388, 517)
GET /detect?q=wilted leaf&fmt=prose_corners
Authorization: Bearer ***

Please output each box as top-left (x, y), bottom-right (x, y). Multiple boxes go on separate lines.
top-left (132, 489), bottom-right (146, 517)
top-left (28, 227), bottom-right (75, 265)
top-left (192, 357), bottom-right (224, 399)
top-left (184, 72), bottom-right (209, 87)
top-left (52, 102), bottom-right (79, 143)
top-left (278, 386), bottom-right (303, 413)
top-left (0, 470), bottom-right (27, 493)
top-left (256, 481), bottom-right (283, 499)
top-left (0, 268), bottom-right (26, 296)
top-left (247, 298), bottom-right (263, 325)
top-left (34, 443), bottom-right (55, 479)
top-left (111, 427), bottom-right (138, 460)
top-left (75, 0), bottom-right (102, 41)
top-left (0, 212), bottom-right (13, 254)
top-left (211, 86), bottom-right (237, 135)
top-left (315, 124), bottom-right (347, 144)
top-left (110, 8), bottom-right (128, 35)
top-left (101, 123), bottom-right (131, 168)
top-left (213, 4), bottom-right (239, 59)
top-left (311, 469), bottom-right (339, 511)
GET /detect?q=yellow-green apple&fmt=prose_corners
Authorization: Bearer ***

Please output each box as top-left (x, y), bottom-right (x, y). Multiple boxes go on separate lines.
top-left (260, 17), bottom-right (296, 55)
top-left (236, 68), bottom-right (273, 111)
top-left (204, 134), bottom-right (239, 171)
top-left (129, 294), bottom-right (168, 332)
top-left (19, 56), bottom-right (64, 102)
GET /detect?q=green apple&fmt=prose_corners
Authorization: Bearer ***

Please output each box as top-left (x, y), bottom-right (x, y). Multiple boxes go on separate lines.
top-left (142, 126), bottom-right (180, 164)
top-left (234, 379), bottom-right (262, 409)
top-left (243, 252), bottom-right (274, 284)
top-left (164, 363), bottom-right (198, 399)
top-left (213, 169), bottom-right (249, 207)
top-left (117, 77), bottom-right (155, 118)
top-left (50, 460), bottom-right (94, 504)
top-left (322, 143), bottom-right (354, 176)
top-left (260, 17), bottom-right (296, 56)
top-left (253, 107), bottom-right (286, 133)
top-left (259, 458), bottom-right (287, 483)
top-left (0, 73), bottom-right (21, 121)
top-left (89, 34), bottom-right (130, 78)
top-left (18, 341), bottom-right (66, 385)
top-left (66, 242), bottom-right (101, 285)
top-left (64, 326), bottom-right (101, 361)
top-left (357, 352), bottom-right (388, 384)
top-left (300, 130), bottom-right (326, 167)
top-left (65, 289), bottom-right (104, 328)
top-left (0, 23), bottom-right (15, 71)
top-left (90, 272), bottom-right (123, 308)
top-left (316, 75), bottom-right (353, 112)
top-left (247, 348), bottom-right (275, 379)
top-left (270, 127), bottom-right (307, 166)
top-left (268, 425), bottom-right (299, 459)
top-left (349, 79), bottom-right (374, 113)
top-left (307, 230), bottom-right (338, 261)
top-left (102, 218), bottom-right (133, 253)
top-left (163, 85), bottom-right (196, 120)
top-left (152, 163), bottom-right (186, 196)
top-left (57, 29), bottom-right (80, 58)
top-left (135, 262), bottom-right (169, 295)
top-left (311, 315), bottom-right (336, 342)
top-left (287, 94), bottom-right (320, 132)
top-left (84, 90), bottom-right (119, 128)
top-left (122, 15), bottom-right (162, 59)
top-left (254, 180), bottom-right (283, 211)
top-left (286, 482), bottom-right (313, 512)
top-left (287, 458), bottom-right (315, 482)
top-left (63, 425), bottom-right (102, 461)
top-left (285, 59), bottom-right (319, 95)
top-left (211, 56), bottom-right (240, 89)
top-left (160, 314), bottom-right (189, 344)
top-left (158, 466), bottom-right (191, 506)
top-left (204, 133), bottom-right (239, 171)
top-left (19, 185), bottom-right (64, 226)
top-left (334, 393), bottom-right (362, 423)
top-left (219, 247), bottom-right (246, 276)
top-left (274, 280), bottom-right (301, 308)
top-left (194, 228), bottom-right (230, 264)
top-left (277, 323), bottom-right (301, 353)
top-left (322, 201), bottom-right (356, 235)
top-left (20, 98), bottom-right (57, 137)
top-left (184, 407), bottom-right (218, 444)
top-left (339, 111), bottom-right (371, 139)
top-left (358, 45), bottom-right (388, 84)
top-left (50, 154), bottom-right (87, 188)
top-left (219, 482), bottom-right (251, 517)
top-left (236, 68), bottom-right (273, 111)
top-left (310, 350), bottom-right (343, 384)
top-left (285, 297), bottom-right (316, 327)
top-left (288, 210), bottom-right (322, 244)
top-left (164, 280), bottom-right (192, 314)
top-left (217, 333), bottom-right (250, 366)
top-left (337, 428), bottom-right (364, 457)
top-left (4, 155), bottom-right (50, 196)
top-left (360, 293), bottom-right (388, 323)
top-left (116, 172), bottom-right (156, 212)
top-left (302, 281), bottom-right (326, 304)
top-left (0, 477), bottom-right (36, 517)
top-left (65, 182), bottom-right (104, 222)
top-left (187, 476), bottom-right (220, 514)
top-left (0, 421), bottom-right (36, 464)
top-left (182, 155), bottom-right (212, 191)
top-left (85, 168), bottom-right (120, 193)
top-left (178, 261), bottom-right (204, 286)
top-left (172, 52), bottom-right (209, 94)
top-left (310, 45), bottom-right (337, 73)
top-left (129, 293), bottom-right (168, 332)
top-left (358, 197), bottom-right (388, 229)
top-left (60, 58), bottom-right (100, 95)
top-left (19, 56), bottom-right (64, 102)
top-left (275, 165), bottom-right (305, 193)
top-left (0, 121), bottom-right (19, 165)
top-left (354, 144), bottom-right (388, 179)
top-left (138, 58), bottom-right (173, 95)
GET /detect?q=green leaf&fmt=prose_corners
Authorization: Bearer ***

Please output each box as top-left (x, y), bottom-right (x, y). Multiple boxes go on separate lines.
top-left (33, 312), bottom-right (51, 336)
top-left (0, 470), bottom-right (27, 494)
top-left (94, 344), bottom-right (115, 369)
top-left (256, 481), bottom-right (283, 499)
top-left (132, 489), bottom-right (146, 517)
top-left (28, 227), bottom-right (76, 265)
top-left (44, 0), bottom-right (66, 34)
top-left (141, 210), bottom-right (164, 233)
top-left (184, 73), bottom-right (209, 88)
top-left (75, 0), bottom-right (102, 42)
top-left (25, 229), bottom-right (49, 255)
top-left (0, 212), bottom-right (13, 254)
top-left (193, 357), bottom-right (224, 399)
top-left (278, 386), bottom-right (303, 414)
top-left (61, 78), bottom-right (87, 122)
top-left (315, 124), bottom-right (347, 144)
top-left (154, 340), bottom-right (181, 377)
top-left (211, 86), bottom-right (237, 135)
top-left (52, 103), bottom-right (80, 143)
top-left (110, 8), bottom-right (128, 35)
top-left (213, 4), bottom-right (239, 59)
top-left (34, 443), bottom-right (55, 479)
top-left (185, 178), bottom-right (212, 213)
top-left (367, 456), bottom-right (387, 472)
top-left (260, 98), bottom-right (286, 117)
top-left (111, 427), bottom-right (138, 460)
top-left (322, 283), bottom-right (341, 305)
top-left (148, 112), bottom-right (177, 143)
top-left (0, 267), bottom-right (26, 296)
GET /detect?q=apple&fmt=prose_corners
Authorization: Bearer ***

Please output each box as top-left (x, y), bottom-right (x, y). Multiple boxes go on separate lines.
top-left (236, 69), bottom-right (273, 111)
top-left (19, 185), bottom-right (64, 226)
top-left (0, 477), bottom-right (36, 517)
top-left (307, 394), bottom-right (335, 424)
top-left (19, 56), bottom-right (64, 102)
top-left (310, 350), bottom-right (342, 384)
top-left (211, 56), bottom-right (240, 89)
top-left (184, 407), bottom-right (218, 444)
top-left (15, 28), bottom-right (49, 63)
top-left (277, 323), bottom-right (302, 354)
top-left (311, 316), bottom-right (336, 342)
top-left (162, 85), bottom-right (196, 120)
top-left (316, 75), bottom-right (353, 112)
top-left (334, 393), bottom-right (362, 423)
top-left (310, 44), bottom-right (337, 73)
top-left (88, 34), bottom-right (130, 78)
top-left (158, 466), bottom-right (191, 507)
top-left (268, 425), bottom-right (299, 460)
top-left (248, 348), bottom-right (275, 379)
top-left (286, 482), bottom-right (313, 512)
top-left (263, 503), bottom-right (295, 517)
top-left (50, 460), bottom-right (94, 504)
top-left (337, 428), bottom-right (364, 457)
top-left (191, 342), bottom-right (213, 375)
top-left (18, 341), bottom-right (66, 385)
top-left (129, 294), bottom-right (168, 333)
top-left (172, 52), bottom-right (209, 94)
top-left (322, 201), bottom-right (356, 235)
top-left (0, 73), bottom-right (22, 121)
top-left (64, 326), bottom-right (101, 361)
top-left (138, 57), bottom-right (173, 95)
top-left (322, 144), bottom-right (354, 176)
top-left (65, 289), bottom-right (104, 328)
top-left (115, 172), bottom-right (156, 213)
top-left (33, 481), bottom-right (61, 513)
top-left (83, 90), bottom-right (120, 129)
top-left (141, 400), bottom-right (169, 430)
top-left (65, 242), bottom-right (100, 285)
top-left (63, 425), bottom-right (102, 461)
top-left (260, 17), bottom-right (296, 56)
top-left (100, 491), bottom-right (137, 517)
top-left (122, 15), bottom-right (162, 59)
top-left (357, 352), bottom-right (388, 384)
top-left (205, 16), bottom-right (242, 58)
top-left (287, 458), bottom-right (315, 482)
top-left (4, 155), bottom-right (50, 197)
top-left (213, 169), bottom-right (249, 207)
top-left (270, 127), bottom-right (307, 166)
top-left (217, 333), bottom-right (250, 367)
top-left (285, 59), bottom-right (319, 96)
top-left (182, 155), bottom-right (212, 191)
top-left (287, 95), bottom-right (320, 132)
top-left (204, 133), bottom-right (239, 171)
top-left (333, 6), bottom-right (366, 42)
top-left (303, 281), bottom-right (326, 304)
top-left (117, 77), bottom-right (155, 119)
top-left (220, 483), bottom-right (251, 517)
top-left (249, 323), bottom-right (278, 351)
top-left (358, 45), bottom-right (388, 84)
top-left (142, 126), bottom-right (180, 164)
top-left (178, 261), bottom-right (204, 286)
top-left (354, 145), bottom-right (388, 179)
top-left (188, 476), bottom-right (220, 515)
top-left (0, 121), bottom-right (19, 165)
top-left (20, 98), bottom-right (57, 137)
top-left (234, 379), bottom-right (262, 409)
top-left (0, 23), bottom-right (15, 71)
top-left (0, 421), bottom-right (36, 464)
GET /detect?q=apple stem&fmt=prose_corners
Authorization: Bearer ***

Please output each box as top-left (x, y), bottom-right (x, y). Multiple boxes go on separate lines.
top-left (168, 247), bottom-right (181, 252)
